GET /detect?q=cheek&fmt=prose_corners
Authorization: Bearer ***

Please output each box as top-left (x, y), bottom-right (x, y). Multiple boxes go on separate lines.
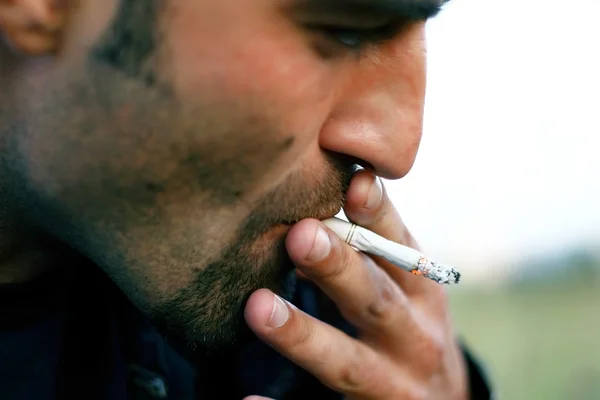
top-left (163, 8), bottom-right (335, 157)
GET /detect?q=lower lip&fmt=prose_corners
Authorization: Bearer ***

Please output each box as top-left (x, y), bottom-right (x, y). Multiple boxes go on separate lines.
top-left (262, 223), bottom-right (292, 240)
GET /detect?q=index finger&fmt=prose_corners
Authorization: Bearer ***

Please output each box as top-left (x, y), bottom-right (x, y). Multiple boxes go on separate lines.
top-left (343, 169), bottom-right (442, 298)
top-left (244, 289), bottom-right (417, 399)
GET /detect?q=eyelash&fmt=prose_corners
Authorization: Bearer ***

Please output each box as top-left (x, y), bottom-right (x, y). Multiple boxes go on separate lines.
top-left (319, 23), bottom-right (402, 51)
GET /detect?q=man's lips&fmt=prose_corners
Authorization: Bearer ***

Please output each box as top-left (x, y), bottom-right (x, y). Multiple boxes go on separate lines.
top-left (278, 207), bottom-right (343, 226)
top-left (279, 215), bottom-right (339, 227)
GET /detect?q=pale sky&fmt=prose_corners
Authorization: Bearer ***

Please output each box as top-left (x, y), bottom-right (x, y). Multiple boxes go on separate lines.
top-left (382, 0), bottom-right (600, 282)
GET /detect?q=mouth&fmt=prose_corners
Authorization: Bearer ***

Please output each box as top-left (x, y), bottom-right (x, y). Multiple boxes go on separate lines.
top-left (278, 209), bottom-right (342, 227)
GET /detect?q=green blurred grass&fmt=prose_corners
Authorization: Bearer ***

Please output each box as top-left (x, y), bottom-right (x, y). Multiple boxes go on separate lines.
top-left (448, 276), bottom-right (600, 400)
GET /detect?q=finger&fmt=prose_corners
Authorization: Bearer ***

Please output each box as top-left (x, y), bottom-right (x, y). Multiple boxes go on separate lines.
top-left (285, 218), bottom-right (416, 339)
top-left (244, 289), bottom-right (417, 399)
top-left (343, 169), bottom-right (442, 298)
top-left (243, 396), bottom-right (274, 400)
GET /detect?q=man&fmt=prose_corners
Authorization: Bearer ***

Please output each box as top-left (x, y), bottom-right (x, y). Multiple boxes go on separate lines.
top-left (0, 0), bottom-right (492, 399)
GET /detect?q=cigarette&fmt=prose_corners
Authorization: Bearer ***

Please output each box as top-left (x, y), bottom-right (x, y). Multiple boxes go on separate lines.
top-left (322, 217), bottom-right (461, 285)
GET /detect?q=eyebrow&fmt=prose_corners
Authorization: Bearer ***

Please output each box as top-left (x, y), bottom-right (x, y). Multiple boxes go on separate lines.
top-left (295, 0), bottom-right (451, 21)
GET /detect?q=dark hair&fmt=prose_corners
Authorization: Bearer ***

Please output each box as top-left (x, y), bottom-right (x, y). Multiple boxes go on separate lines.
top-left (92, 0), bottom-right (159, 85)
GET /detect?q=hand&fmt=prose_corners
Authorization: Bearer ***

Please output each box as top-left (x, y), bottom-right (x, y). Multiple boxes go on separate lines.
top-left (244, 169), bottom-right (469, 400)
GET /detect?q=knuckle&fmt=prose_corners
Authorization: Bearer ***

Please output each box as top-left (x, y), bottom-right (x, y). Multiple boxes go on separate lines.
top-left (365, 275), bottom-right (404, 323)
top-left (335, 346), bottom-right (381, 394)
top-left (417, 332), bottom-right (446, 374)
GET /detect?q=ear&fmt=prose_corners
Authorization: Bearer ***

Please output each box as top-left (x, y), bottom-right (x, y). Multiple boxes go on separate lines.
top-left (0, 0), bottom-right (67, 55)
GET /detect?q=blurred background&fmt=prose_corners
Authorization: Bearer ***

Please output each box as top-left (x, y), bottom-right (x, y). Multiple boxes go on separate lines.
top-left (384, 0), bottom-right (600, 398)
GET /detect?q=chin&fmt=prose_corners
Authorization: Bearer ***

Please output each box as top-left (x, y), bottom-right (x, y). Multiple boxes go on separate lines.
top-left (158, 270), bottom-right (297, 363)
top-left (151, 224), bottom-right (297, 358)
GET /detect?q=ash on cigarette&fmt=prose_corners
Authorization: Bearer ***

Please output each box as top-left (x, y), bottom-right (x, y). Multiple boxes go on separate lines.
top-left (420, 259), bottom-right (461, 285)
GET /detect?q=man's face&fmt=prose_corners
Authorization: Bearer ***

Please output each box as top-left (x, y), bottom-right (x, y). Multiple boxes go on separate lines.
top-left (1, 0), bottom-right (437, 351)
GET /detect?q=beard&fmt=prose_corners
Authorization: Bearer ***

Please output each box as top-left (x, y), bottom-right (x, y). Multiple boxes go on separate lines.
top-left (151, 155), bottom-right (356, 358)
top-left (152, 223), bottom-right (298, 358)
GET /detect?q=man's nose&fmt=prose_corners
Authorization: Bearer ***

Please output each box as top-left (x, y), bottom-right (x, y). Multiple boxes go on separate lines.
top-left (319, 26), bottom-right (427, 180)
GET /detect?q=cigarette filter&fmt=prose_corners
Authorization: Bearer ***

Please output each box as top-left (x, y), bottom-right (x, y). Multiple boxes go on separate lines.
top-left (322, 217), bottom-right (461, 285)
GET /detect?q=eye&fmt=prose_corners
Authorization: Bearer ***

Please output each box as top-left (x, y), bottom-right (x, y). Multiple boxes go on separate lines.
top-left (327, 28), bottom-right (370, 48)
top-left (318, 23), bottom-right (401, 51)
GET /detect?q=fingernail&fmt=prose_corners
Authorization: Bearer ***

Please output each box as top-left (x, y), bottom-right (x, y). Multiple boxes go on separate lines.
top-left (267, 295), bottom-right (290, 328)
top-left (364, 176), bottom-right (383, 209)
top-left (306, 226), bottom-right (331, 262)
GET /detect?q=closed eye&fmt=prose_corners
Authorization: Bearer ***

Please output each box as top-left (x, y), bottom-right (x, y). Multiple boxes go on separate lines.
top-left (312, 21), bottom-right (408, 52)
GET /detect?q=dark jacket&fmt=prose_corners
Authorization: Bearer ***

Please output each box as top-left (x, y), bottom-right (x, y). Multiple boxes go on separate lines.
top-left (0, 262), bottom-right (493, 400)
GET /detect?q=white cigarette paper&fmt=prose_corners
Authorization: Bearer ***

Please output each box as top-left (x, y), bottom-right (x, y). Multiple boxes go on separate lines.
top-left (322, 217), bottom-right (461, 285)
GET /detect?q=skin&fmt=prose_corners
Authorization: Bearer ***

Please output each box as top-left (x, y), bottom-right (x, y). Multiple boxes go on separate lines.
top-left (0, 0), bottom-right (468, 398)
top-left (246, 171), bottom-right (469, 399)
